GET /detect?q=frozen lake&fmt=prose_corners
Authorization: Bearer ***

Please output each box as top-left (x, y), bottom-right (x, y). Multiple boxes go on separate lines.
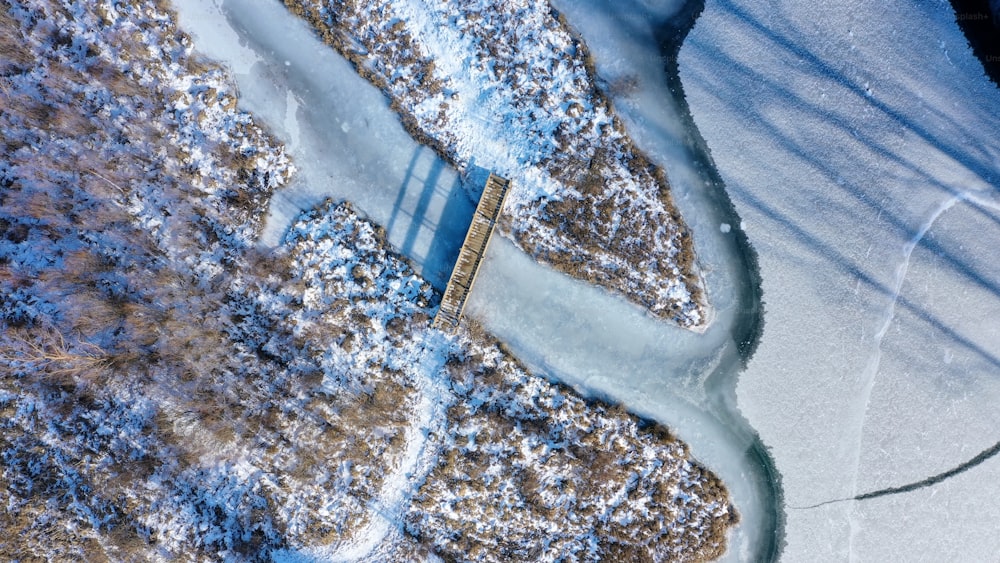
top-left (681, 0), bottom-right (1000, 559)
top-left (173, 0), bottom-right (778, 559)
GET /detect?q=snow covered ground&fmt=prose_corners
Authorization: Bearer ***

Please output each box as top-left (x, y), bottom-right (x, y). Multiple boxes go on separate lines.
top-left (165, 1), bottom-right (740, 559)
top-left (680, 0), bottom-right (1000, 559)
top-left (171, 0), bottom-right (781, 559)
top-left (466, 0), bottom-right (779, 558)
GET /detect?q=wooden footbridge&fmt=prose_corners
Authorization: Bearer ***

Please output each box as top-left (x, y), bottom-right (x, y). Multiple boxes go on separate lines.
top-left (433, 173), bottom-right (510, 329)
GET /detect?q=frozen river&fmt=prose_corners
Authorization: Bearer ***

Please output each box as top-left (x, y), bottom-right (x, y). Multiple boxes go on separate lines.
top-left (173, 0), bottom-right (779, 560)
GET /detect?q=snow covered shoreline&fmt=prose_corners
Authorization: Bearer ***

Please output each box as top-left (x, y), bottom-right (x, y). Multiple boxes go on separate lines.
top-left (170, 0), bottom-right (778, 559)
top-left (528, 0), bottom-right (779, 558)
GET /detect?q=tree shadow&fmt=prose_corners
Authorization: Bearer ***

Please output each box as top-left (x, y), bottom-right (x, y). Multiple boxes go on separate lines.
top-left (675, 0), bottom-right (1000, 526)
top-left (678, 0), bottom-right (1000, 373)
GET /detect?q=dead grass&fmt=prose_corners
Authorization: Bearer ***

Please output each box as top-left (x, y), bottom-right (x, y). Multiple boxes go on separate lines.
top-left (403, 320), bottom-right (736, 560)
top-left (0, 7), bottom-right (33, 77)
top-left (0, 1), bottom-right (313, 558)
top-left (1, 325), bottom-right (112, 388)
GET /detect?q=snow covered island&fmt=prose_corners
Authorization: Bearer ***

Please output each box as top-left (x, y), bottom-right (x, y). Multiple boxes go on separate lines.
top-left (283, 0), bottom-right (710, 328)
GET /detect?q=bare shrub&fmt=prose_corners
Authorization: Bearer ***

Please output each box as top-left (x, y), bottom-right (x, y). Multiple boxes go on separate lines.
top-left (0, 325), bottom-right (111, 387)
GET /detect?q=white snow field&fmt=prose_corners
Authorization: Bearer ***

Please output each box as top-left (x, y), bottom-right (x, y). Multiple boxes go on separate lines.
top-left (681, 0), bottom-right (1000, 560)
top-left (173, 0), bottom-right (770, 559)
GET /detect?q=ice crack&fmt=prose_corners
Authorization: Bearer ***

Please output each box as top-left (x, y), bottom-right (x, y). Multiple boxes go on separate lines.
top-left (791, 437), bottom-right (1000, 510)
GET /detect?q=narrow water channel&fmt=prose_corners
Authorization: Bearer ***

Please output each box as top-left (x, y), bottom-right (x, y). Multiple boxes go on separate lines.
top-left (467, 0), bottom-right (782, 559)
top-left (172, 0), bottom-right (477, 289)
top-left (172, 0), bottom-right (782, 559)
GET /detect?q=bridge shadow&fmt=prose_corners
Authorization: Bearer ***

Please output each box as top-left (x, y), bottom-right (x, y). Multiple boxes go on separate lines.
top-left (385, 146), bottom-right (477, 290)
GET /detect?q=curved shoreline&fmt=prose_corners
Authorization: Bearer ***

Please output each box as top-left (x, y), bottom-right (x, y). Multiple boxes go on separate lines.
top-left (511, 0), bottom-right (785, 559)
top-left (654, 2), bottom-right (785, 559)
top-left (677, 0), bottom-right (1000, 558)
top-left (171, 0), bottom-right (743, 557)
top-left (172, 0), bottom-right (779, 558)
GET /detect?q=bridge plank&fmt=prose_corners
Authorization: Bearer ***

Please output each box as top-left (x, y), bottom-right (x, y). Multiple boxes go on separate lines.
top-left (433, 173), bottom-right (509, 329)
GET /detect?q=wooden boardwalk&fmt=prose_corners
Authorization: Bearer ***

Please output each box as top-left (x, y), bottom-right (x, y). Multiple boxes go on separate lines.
top-left (433, 173), bottom-right (510, 329)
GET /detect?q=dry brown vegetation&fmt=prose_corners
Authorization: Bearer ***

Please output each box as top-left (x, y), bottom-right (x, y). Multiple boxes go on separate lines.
top-left (407, 320), bottom-right (737, 562)
top-left (1, 1), bottom-right (734, 560)
top-left (0, 0), bottom-right (294, 558)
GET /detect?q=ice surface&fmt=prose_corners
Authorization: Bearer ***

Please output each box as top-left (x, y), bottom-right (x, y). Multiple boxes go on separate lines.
top-left (172, 0), bottom-right (475, 289)
top-left (466, 237), bottom-right (773, 563)
top-left (680, 0), bottom-right (1000, 559)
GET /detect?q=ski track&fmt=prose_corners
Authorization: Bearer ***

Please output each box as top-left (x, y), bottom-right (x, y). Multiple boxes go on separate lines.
top-left (844, 189), bottom-right (1000, 560)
